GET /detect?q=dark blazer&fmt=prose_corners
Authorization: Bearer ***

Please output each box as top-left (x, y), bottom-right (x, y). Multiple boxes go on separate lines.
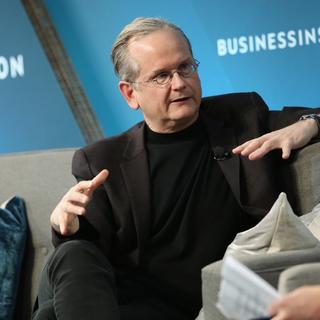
top-left (52, 92), bottom-right (316, 269)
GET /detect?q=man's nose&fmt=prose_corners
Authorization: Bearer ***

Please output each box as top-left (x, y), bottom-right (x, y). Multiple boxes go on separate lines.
top-left (171, 71), bottom-right (186, 89)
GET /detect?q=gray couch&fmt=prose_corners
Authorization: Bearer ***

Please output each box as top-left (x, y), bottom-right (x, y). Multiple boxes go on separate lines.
top-left (0, 143), bottom-right (319, 319)
top-left (0, 148), bottom-right (76, 319)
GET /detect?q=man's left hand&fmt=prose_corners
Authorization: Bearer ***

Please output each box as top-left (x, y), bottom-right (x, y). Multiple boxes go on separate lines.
top-left (232, 118), bottom-right (318, 160)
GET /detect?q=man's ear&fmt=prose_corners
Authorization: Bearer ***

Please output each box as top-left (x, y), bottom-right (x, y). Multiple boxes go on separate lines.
top-left (118, 81), bottom-right (140, 110)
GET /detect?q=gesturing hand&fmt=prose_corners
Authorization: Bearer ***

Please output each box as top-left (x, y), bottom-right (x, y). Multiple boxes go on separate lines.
top-left (233, 118), bottom-right (318, 160)
top-left (50, 169), bottom-right (109, 235)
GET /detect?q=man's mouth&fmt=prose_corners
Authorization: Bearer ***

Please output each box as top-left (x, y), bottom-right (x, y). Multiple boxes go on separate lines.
top-left (171, 97), bottom-right (190, 103)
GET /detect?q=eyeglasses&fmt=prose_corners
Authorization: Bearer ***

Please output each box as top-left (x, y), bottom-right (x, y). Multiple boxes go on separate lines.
top-left (129, 59), bottom-right (200, 87)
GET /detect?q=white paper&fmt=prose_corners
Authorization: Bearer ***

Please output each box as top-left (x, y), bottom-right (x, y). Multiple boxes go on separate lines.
top-left (217, 255), bottom-right (280, 320)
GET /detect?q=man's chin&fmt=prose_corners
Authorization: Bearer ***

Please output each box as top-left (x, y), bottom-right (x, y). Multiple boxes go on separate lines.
top-left (170, 105), bottom-right (199, 123)
top-left (171, 102), bottom-right (198, 114)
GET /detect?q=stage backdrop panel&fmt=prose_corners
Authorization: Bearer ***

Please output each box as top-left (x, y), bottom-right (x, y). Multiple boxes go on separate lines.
top-left (44, 0), bottom-right (320, 136)
top-left (0, 0), bottom-right (85, 154)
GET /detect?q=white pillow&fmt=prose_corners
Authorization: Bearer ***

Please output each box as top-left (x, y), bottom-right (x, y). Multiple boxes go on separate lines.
top-left (225, 192), bottom-right (318, 257)
top-left (300, 202), bottom-right (320, 240)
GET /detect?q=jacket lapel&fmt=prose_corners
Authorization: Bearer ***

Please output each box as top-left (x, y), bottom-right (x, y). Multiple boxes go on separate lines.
top-left (120, 123), bottom-right (151, 257)
top-left (201, 112), bottom-right (241, 204)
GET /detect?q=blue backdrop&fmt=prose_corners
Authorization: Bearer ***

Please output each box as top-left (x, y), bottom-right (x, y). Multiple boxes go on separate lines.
top-left (0, 0), bottom-right (84, 154)
top-left (44, 0), bottom-right (320, 136)
top-left (1, 1), bottom-right (320, 153)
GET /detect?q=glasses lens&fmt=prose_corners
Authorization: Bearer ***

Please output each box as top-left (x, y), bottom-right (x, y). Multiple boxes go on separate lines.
top-left (155, 72), bottom-right (171, 85)
top-left (180, 63), bottom-right (194, 76)
top-left (152, 60), bottom-right (199, 86)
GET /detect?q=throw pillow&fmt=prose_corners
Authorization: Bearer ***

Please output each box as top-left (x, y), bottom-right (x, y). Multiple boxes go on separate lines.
top-left (300, 202), bottom-right (320, 240)
top-left (0, 196), bottom-right (27, 320)
top-left (225, 192), bottom-right (318, 258)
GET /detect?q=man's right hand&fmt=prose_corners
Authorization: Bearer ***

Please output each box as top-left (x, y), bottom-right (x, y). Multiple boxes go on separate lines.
top-left (50, 169), bottom-right (109, 236)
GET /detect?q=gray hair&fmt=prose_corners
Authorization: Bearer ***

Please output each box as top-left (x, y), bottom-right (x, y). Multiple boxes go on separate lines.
top-left (111, 17), bottom-right (193, 81)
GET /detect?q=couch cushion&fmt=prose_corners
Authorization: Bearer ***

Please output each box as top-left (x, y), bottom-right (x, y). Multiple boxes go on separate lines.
top-left (0, 196), bottom-right (27, 320)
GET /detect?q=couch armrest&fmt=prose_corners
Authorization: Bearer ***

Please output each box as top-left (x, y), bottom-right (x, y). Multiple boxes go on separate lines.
top-left (283, 142), bottom-right (320, 215)
top-left (278, 262), bottom-right (320, 294)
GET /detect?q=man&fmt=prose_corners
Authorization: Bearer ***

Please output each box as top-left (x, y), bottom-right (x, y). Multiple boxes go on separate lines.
top-left (33, 17), bottom-right (319, 320)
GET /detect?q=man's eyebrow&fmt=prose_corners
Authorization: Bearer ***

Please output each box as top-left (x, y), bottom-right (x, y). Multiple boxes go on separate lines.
top-left (149, 68), bottom-right (168, 77)
top-left (148, 58), bottom-right (193, 78)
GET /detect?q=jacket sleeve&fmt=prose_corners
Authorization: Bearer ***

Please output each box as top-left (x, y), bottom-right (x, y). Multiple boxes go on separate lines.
top-left (267, 107), bottom-right (320, 135)
top-left (52, 148), bottom-right (116, 257)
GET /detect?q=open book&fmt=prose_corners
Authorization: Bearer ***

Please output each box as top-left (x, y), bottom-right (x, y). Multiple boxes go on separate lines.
top-left (217, 255), bottom-right (280, 320)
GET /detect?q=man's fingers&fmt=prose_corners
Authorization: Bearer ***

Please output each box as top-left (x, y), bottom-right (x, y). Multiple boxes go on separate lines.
top-left (268, 300), bottom-right (281, 316)
top-left (232, 140), bottom-right (251, 154)
top-left (233, 137), bottom-right (268, 156)
top-left (51, 169), bottom-right (109, 235)
top-left (64, 190), bottom-right (90, 206)
top-left (239, 139), bottom-right (263, 157)
top-left (63, 201), bottom-right (86, 216)
top-left (74, 169), bottom-right (109, 194)
top-left (90, 169), bottom-right (109, 190)
top-left (59, 210), bottom-right (80, 235)
top-left (281, 145), bottom-right (291, 160)
top-left (75, 180), bottom-right (94, 194)
top-left (234, 135), bottom-right (291, 160)
top-left (233, 138), bottom-right (272, 160)
top-left (251, 141), bottom-right (292, 160)
top-left (246, 141), bottom-right (274, 160)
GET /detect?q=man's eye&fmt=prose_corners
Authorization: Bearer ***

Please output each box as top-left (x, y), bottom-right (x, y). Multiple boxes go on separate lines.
top-left (178, 63), bottom-right (192, 74)
top-left (154, 72), bottom-right (170, 82)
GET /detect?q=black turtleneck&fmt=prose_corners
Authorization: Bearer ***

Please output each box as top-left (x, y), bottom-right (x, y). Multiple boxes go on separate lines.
top-left (144, 117), bottom-right (244, 316)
